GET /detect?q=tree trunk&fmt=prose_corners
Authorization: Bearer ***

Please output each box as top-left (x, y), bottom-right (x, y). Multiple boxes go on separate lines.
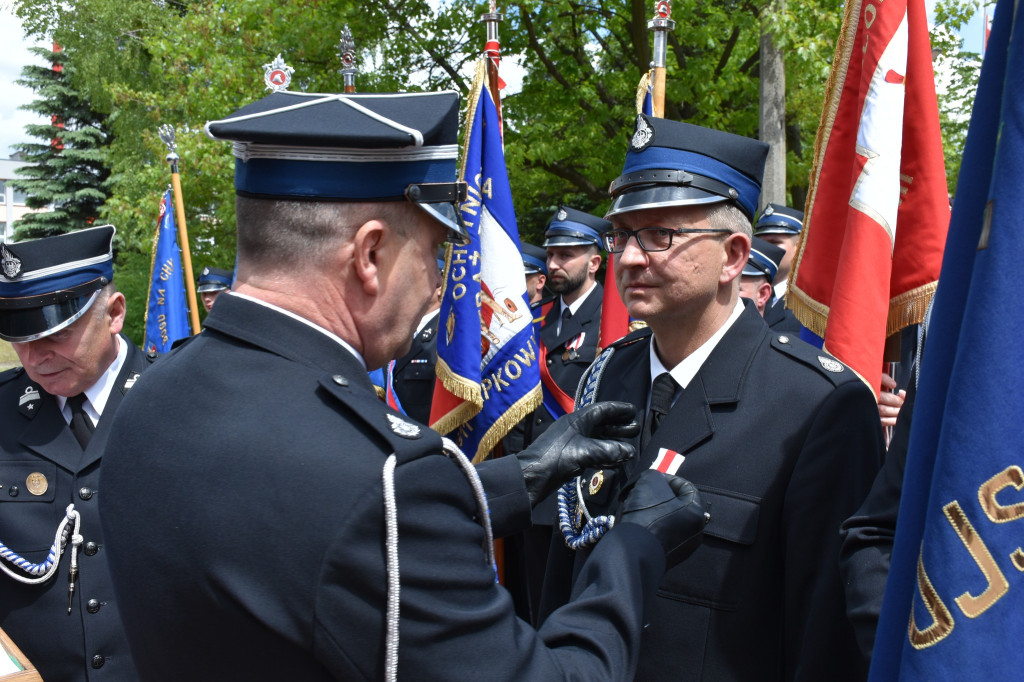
top-left (759, 1), bottom-right (787, 210)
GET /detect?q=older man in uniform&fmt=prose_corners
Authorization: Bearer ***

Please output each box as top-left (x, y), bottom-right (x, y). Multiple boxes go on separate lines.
top-left (738, 236), bottom-right (786, 316)
top-left (196, 266), bottom-right (233, 312)
top-left (543, 115), bottom-right (884, 681)
top-left (753, 203), bottom-right (804, 332)
top-left (98, 88), bottom-right (709, 681)
top-left (0, 225), bottom-right (152, 680)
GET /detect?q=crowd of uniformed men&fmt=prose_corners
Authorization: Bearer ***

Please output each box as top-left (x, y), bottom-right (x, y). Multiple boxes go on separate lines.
top-left (0, 77), bottom-right (905, 681)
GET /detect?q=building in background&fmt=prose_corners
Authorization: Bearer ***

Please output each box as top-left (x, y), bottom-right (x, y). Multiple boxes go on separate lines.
top-left (0, 155), bottom-right (46, 242)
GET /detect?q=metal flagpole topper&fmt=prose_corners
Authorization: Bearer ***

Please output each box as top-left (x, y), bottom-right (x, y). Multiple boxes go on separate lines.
top-left (157, 124), bottom-right (202, 335)
top-left (479, 1), bottom-right (503, 113)
top-left (338, 25), bottom-right (357, 93)
top-left (648, 0), bottom-right (675, 118)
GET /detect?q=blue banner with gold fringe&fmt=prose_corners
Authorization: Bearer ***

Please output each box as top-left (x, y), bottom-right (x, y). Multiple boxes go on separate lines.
top-left (869, 0), bottom-right (1024, 677)
top-left (430, 59), bottom-right (541, 462)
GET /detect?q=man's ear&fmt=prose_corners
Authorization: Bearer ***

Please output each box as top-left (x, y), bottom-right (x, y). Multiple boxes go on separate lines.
top-left (588, 251), bottom-right (602, 276)
top-left (757, 281), bottom-right (773, 312)
top-left (106, 291), bottom-right (127, 335)
top-left (352, 219), bottom-right (387, 296)
top-left (720, 233), bottom-right (751, 285)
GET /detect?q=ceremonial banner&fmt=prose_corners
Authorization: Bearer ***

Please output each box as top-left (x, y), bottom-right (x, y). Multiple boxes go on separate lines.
top-left (789, 0), bottom-right (949, 395)
top-left (869, 2), bottom-right (1024, 677)
top-left (430, 60), bottom-right (541, 462)
top-left (143, 189), bottom-right (189, 353)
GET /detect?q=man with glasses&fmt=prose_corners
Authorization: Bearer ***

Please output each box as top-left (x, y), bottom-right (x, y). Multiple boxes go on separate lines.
top-left (543, 115), bottom-right (885, 681)
top-left (98, 90), bottom-right (710, 680)
top-left (0, 225), bottom-right (153, 680)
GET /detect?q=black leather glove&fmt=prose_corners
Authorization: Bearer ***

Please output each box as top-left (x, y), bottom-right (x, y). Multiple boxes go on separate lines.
top-left (516, 401), bottom-right (639, 507)
top-left (620, 470), bottom-right (708, 568)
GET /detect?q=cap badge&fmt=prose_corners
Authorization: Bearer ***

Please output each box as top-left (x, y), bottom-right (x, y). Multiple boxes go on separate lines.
top-left (387, 413), bottom-right (422, 439)
top-left (588, 470), bottom-right (605, 496)
top-left (19, 386), bottom-right (40, 408)
top-left (1, 244), bottom-right (22, 279)
top-left (262, 54), bottom-right (294, 92)
top-left (556, 208), bottom-right (568, 221)
top-left (763, 205), bottom-right (775, 217)
top-left (202, 267), bottom-right (211, 276)
top-left (631, 114), bottom-right (655, 152)
top-left (26, 472), bottom-right (48, 496)
top-left (818, 356), bottom-right (844, 373)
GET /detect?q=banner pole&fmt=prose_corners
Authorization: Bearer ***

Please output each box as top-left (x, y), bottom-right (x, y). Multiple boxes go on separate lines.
top-left (158, 125), bottom-right (201, 335)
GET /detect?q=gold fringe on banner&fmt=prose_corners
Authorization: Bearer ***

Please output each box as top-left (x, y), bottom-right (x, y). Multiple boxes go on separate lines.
top-left (887, 281), bottom-right (937, 337)
top-left (786, 288), bottom-right (831, 339)
top-left (473, 386), bottom-right (543, 464)
top-left (635, 70), bottom-right (652, 115)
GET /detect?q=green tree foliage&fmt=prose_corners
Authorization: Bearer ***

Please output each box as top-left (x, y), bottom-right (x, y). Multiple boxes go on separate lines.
top-left (10, 45), bottom-right (111, 240)
top-left (12, 0), bottom-right (850, 340)
top-left (931, 0), bottom-right (985, 194)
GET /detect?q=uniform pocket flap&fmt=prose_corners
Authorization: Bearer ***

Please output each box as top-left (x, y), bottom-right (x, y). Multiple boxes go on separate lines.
top-left (698, 488), bottom-right (760, 545)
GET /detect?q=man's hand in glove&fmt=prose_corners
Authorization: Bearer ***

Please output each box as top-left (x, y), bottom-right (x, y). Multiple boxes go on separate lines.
top-left (516, 401), bottom-right (639, 507)
top-left (620, 470), bottom-right (708, 568)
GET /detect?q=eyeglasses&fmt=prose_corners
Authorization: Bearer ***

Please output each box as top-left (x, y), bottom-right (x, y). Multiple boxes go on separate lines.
top-left (602, 227), bottom-right (733, 253)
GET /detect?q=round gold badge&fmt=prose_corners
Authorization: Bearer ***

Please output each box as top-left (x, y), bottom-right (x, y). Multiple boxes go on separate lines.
top-left (26, 472), bottom-right (48, 496)
top-left (588, 470), bottom-right (605, 496)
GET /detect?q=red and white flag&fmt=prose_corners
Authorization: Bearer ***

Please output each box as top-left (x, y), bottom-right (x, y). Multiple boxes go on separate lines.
top-left (788, 0), bottom-right (949, 397)
top-left (650, 448), bottom-right (685, 475)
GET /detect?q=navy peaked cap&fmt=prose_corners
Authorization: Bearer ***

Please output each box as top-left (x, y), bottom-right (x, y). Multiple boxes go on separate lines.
top-left (608, 114), bottom-right (769, 220)
top-left (197, 266), bottom-right (233, 292)
top-left (543, 205), bottom-right (611, 249)
top-left (521, 242), bottom-right (548, 275)
top-left (754, 203), bottom-right (804, 235)
top-left (743, 236), bottom-right (785, 282)
top-left (205, 90), bottom-right (468, 241)
top-left (0, 225), bottom-right (116, 342)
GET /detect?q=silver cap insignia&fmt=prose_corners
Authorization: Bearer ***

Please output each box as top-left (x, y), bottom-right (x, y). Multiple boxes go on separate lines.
top-left (556, 208), bottom-right (568, 221)
top-left (263, 54), bottom-right (294, 92)
top-left (631, 114), bottom-right (654, 151)
top-left (1, 244), bottom-right (22, 279)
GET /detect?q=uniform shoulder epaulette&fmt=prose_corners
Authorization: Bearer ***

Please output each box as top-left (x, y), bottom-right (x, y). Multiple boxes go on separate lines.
top-left (0, 366), bottom-right (24, 386)
top-left (769, 333), bottom-right (856, 387)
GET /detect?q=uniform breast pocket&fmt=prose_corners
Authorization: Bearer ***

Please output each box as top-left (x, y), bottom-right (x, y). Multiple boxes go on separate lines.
top-left (405, 362), bottom-right (434, 381)
top-left (658, 487), bottom-right (761, 611)
top-left (0, 461), bottom-right (60, 553)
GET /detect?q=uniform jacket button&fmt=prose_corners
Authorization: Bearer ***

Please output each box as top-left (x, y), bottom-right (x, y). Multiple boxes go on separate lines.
top-left (79, 487), bottom-right (94, 500)
top-left (91, 654), bottom-right (105, 669)
top-left (87, 599), bottom-right (101, 614)
top-left (84, 542), bottom-right (99, 556)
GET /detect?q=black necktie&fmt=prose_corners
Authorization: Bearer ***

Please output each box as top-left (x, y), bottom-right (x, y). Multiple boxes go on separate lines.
top-left (68, 394), bottom-right (95, 449)
top-left (561, 307), bottom-right (572, 334)
top-left (644, 373), bottom-right (678, 447)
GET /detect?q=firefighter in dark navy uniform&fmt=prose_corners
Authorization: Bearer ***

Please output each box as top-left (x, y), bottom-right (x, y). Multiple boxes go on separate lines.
top-left (0, 225), bottom-right (153, 681)
top-left (753, 203), bottom-right (804, 332)
top-left (196, 266), bottom-right (233, 312)
top-left (521, 241), bottom-right (548, 305)
top-left (541, 115), bottom-right (884, 681)
top-left (97, 80), bottom-right (708, 681)
top-left (738, 236), bottom-right (786, 316)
